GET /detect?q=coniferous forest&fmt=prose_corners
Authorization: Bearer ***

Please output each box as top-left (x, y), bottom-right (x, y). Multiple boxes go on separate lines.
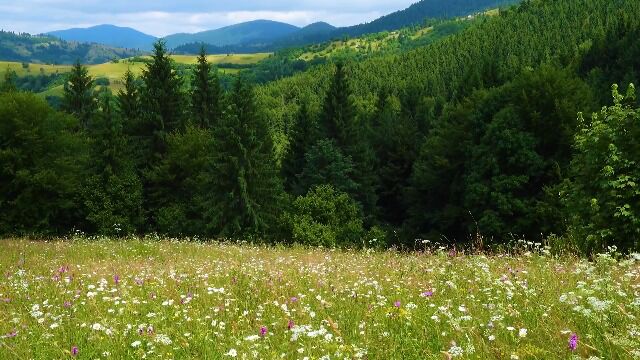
top-left (1, 0), bottom-right (639, 254)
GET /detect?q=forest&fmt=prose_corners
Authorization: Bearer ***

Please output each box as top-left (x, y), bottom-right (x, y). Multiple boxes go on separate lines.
top-left (0, 0), bottom-right (639, 254)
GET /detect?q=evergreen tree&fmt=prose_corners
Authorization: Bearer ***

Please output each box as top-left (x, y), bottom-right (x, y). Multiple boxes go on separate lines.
top-left (206, 76), bottom-right (283, 238)
top-left (0, 69), bottom-right (17, 93)
top-left (322, 63), bottom-right (354, 146)
top-left (191, 46), bottom-right (221, 128)
top-left (320, 62), bottom-right (378, 219)
top-left (281, 100), bottom-right (317, 195)
top-left (61, 60), bottom-right (96, 128)
top-left (372, 93), bottom-right (419, 226)
top-left (83, 91), bottom-right (143, 235)
top-left (117, 69), bottom-right (140, 127)
top-left (298, 139), bottom-right (358, 196)
top-left (140, 40), bottom-right (185, 155)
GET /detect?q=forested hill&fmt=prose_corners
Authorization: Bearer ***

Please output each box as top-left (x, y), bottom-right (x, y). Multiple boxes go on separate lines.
top-left (0, 31), bottom-right (142, 64)
top-left (259, 0), bottom-right (640, 124)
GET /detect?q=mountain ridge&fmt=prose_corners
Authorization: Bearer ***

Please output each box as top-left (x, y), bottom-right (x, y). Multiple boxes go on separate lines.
top-left (48, 24), bottom-right (157, 51)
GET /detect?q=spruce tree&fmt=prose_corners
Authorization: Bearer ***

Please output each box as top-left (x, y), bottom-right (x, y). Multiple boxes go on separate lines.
top-left (320, 62), bottom-right (378, 220)
top-left (83, 92), bottom-right (143, 235)
top-left (61, 60), bottom-right (96, 128)
top-left (140, 40), bottom-right (185, 149)
top-left (281, 100), bottom-right (318, 195)
top-left (117, 69), bottom-right (140, 127)
top-left (191, 46), bottom-right (221, 128)
top-left (206, 76), bottom-right (283, 238)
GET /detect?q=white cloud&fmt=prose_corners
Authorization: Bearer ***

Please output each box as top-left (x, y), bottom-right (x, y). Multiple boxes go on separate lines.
top-left (0, 1), bottom-right (415, 36)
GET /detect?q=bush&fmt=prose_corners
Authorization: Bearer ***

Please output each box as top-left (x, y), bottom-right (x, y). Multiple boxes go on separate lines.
top-left (284, 185), bottom-right (364, 247)
top-left (563, 84), bottom-right (640, 253)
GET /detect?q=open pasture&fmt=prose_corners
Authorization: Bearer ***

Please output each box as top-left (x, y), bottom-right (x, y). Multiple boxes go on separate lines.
top-left (0, 239), bottom-right (638, 359)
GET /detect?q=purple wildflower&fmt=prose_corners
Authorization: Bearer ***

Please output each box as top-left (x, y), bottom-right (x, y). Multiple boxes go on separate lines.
top-left (259, 326), bottom-right (268, 337)
top-left (568, 333), bottom-right (578, 351)
top-left (394, 300), bottom-right (401, 308)
top-left (421, 290), bottom-right (434, 297)
top-left (63, 301), bottom-right (72, 308)
top-left (290, 296), bottom-right (298, 303)
top-left (71, 346), bottom-right (79, 356)
top-left (287, 319), bottom-right (295, 330)
top-left (114, 274), bottom-right (120, 285)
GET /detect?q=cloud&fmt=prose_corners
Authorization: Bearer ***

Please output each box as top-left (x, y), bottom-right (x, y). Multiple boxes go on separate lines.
top-left (0, 1), bottom-right (415, 36)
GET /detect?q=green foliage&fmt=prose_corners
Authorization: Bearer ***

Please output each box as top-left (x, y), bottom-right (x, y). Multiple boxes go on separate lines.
top-left (61, 61), bottom-right (96, 128)
top-left (281, 100), bottom-right (318, 195)
top-left (0, 92), bottom-right (87, 235)
top-left (190, 47), bottom-right (222, 128)
top-left (150, 126), bottom-right (214, 236)
top-left (563, 84), bottom-right (640, 253)
top-left (298, 139), bottom-right (358, 196)
top-left (82, 93), bottom-right (143, 235)
top-left (207, 76), bottom-right (283, 239)
top-left (283, 185), bottom-right (364, 247)
top-left (140, 41), bottom-right (186, 142)
top-left (1, 68), bottom-right (17, 93)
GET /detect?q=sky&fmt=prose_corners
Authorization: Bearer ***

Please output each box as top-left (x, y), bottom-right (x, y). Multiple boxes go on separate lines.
top-left (0, 0), bottom-right (417, 37)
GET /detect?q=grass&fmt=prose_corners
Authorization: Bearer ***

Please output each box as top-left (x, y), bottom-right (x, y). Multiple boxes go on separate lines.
top-left (0, 238), bottom-right (638, 359)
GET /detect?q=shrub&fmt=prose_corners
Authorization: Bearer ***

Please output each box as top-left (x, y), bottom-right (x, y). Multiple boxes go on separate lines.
top-left (284, 185), bottom-right (364, 247)
top-left (563, 84), bottom-right (640, 253)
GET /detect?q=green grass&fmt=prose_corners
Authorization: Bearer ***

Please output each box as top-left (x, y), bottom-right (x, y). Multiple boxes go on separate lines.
top-left (0, 238), bottom-right (638, 359)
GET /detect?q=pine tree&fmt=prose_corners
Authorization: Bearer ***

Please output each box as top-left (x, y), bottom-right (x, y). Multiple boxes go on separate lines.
top-left (281, 100), bottom-right (318, 195)
top-left (322, 62), bottom-right (354, 146)
top-left (191, 46), bottom-right (221, 128)
top-left (206, 76), bottom-right (283, 238)
top-left (61, 60), bottom-right (96, 128)
top-left (83, 91), bottom-right (143, 235)
top-left (320, 62), bottom-right (378, 220)
top-left (140, 40), bottom-right (185, 149)
top-left (117, 69), bottom-right (140, 127)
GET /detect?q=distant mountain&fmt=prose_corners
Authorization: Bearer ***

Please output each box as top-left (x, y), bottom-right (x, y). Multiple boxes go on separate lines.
top-left (164, 20), bottom-right (300, 49)
top-left (0, 30), bottom-right (143, 64)
top-left (48, 24), bottom-right (157, 51)
top-left (175, 0), bottom-right (521, 54)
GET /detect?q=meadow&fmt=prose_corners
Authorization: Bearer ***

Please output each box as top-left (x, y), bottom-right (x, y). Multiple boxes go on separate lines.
top-left (0, 239), bottom-right (638, 359)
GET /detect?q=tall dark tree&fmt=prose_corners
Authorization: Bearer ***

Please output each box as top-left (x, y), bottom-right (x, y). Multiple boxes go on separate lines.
top-left (140, 40), bottom-right (185, 151)
top-left (371, 93), bottom-right (420, 226)
top-left (117, 69), bottom-right (141, 127)
top-left (281, 100), bottom-right (318, 195)
top-left (191, 46), bottom-right (221, 128)
top-left (320, 62), bottom-right (378, 220)
top-left (83, 91), bottom-right (143, 235)
top-left (206, 76), bottom-right (283, 238)
top-left (61, 60), bottom-right (96, 128)
top-left (322, 63), bottom-right (355, 146)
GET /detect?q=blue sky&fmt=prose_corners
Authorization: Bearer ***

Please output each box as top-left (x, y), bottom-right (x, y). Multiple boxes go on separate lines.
top-left (0, 1), bottom-right (417, 37)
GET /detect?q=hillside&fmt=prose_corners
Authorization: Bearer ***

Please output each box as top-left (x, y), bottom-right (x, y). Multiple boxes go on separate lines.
top-left (0, 30), bottom-right (143, 64)
top-left (48, 24), bottom-right (157, 51)
top-left (164, 20), bottom-right (300, 49)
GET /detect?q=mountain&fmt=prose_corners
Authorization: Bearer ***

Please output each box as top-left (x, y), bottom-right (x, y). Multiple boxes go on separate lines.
top-left (48, 24), bottom-right (157, 51)
top-left (175, 0), bottom-right (521, 54)
top-left (0, 30), bottom-right (143, 64)
top-left (163, 20), bottom-right (300, 49)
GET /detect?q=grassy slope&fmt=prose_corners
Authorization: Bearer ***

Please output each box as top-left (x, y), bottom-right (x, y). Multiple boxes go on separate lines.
top-left (0, 239), bottom-right (637, 359)
top-left (0, 53), bottom-right (271, 96)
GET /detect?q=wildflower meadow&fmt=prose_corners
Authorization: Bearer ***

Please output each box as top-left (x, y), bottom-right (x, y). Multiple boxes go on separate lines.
top-left (0, 238), bottom-right (639, 359)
